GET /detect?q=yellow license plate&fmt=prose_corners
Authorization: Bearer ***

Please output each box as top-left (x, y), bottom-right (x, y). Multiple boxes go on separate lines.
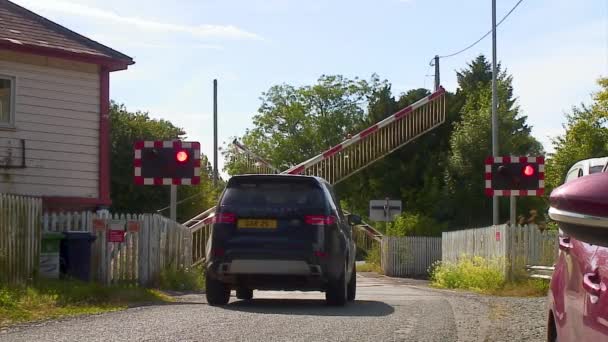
top-left (237, 219), bottom-right (277, 229)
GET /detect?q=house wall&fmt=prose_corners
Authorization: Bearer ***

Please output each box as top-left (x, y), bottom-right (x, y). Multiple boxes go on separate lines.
top-left (0, 50), bottom-right (101, 200)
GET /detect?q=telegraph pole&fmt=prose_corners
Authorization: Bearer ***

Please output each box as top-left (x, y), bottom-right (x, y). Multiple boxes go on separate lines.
top-left (433, 55), bottom-right (440, 91)
top-left (213, 79), bottom-right (218, 187)
top-left (170, 185), bottom-right (177, 221)
top-left (491, 0), bottom-right (500, 225)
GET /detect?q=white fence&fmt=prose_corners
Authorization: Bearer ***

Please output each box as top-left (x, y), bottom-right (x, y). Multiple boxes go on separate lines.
top-left (442, 225), bottom-right (558, 278)
top-left (381, 236), bottom-right (442, 278)
top-left (42, 211), bottom-right (192, 286)
top-left (0, 194), bottom-right (42, 284)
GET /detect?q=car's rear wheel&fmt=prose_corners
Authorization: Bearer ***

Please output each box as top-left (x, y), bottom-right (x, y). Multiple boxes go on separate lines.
top-left (236, 288), bottom-right (254, 300)
top-left (206, 276), bottom-right (230, 306)
top-left (326, 263), bottom-right (348, 306)
top-left (347, 263), bottom-right (356, 301)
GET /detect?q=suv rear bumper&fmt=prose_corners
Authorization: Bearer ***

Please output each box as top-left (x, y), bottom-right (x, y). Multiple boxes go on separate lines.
top-left (217, 259), bottom-right (322, 276)
top-left (207, 258), bottom-right (328, 291)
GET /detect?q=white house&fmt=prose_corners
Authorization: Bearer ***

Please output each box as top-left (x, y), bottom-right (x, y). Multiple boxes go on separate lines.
top-left (0, 0), bottom-right (133, 211)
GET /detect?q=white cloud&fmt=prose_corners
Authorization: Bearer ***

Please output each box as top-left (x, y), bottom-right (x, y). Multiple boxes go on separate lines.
top-left (14, 0), bottom-right (262, 41)
top-left (87, 34), bottom-right (225, 50)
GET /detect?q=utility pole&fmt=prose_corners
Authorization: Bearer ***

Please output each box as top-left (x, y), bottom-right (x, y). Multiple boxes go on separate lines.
top-left (433, 55), bottom-right (440, 91)
top-left (213, 79), bottom-right (218, 187)
top-left (170, 185), bottom-right (177, 221)
top-left (491, 0), bottom-right (500, 225)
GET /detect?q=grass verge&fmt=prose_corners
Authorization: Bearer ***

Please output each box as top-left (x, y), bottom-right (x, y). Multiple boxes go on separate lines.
top-left (0, 279), bottom-right (172, 329)
top-left (159, 265), bottom-right (205, 291)
top-left (356, 262), bottom-right (382, 273)
top-left (429, 256), bottom-right (550, 297)
top-left (356, 245), bottom-right (383, 274)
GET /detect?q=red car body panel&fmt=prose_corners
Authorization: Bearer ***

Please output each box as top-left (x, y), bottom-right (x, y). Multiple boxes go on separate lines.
top-left (550, 172), bottom-right (608, 218)
top-left (549, 171), bottom-right (608, 341)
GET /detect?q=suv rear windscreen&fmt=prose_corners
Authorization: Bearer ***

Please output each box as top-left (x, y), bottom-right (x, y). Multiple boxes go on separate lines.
top-left (221, 178), bottom-right (326, 209)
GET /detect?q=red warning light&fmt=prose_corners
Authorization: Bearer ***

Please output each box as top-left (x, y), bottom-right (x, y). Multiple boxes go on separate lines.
top-left (176, 150), bottom-right (189, 163)
top-left (523, 165), bottom-right (535, 177)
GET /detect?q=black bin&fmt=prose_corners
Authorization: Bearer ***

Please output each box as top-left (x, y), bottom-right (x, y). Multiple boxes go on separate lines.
top-left (60, 232), bottom-right (96, 281)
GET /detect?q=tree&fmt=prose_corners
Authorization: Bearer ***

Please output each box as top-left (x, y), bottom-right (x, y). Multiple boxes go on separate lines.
top-left (110, 102), bottom-right (218, 221)
top-left (337, 86), bottom-right (465, 225)
top-left (224, 75), bottom-right (386, 173)
top-left (446, 55), bottom-right (544, 227)
top-left (545, 78), bottom-right (608, 193)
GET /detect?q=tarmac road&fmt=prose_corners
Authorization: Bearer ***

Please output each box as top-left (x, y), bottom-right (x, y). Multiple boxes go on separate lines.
top-left (0, 273), bottom-right (546, 342)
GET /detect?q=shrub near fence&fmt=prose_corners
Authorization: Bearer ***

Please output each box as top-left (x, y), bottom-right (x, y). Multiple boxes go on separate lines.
top-left (0, 194), bottom-right (42, 284)
top-left (442, 225), bottom-right (558, 279)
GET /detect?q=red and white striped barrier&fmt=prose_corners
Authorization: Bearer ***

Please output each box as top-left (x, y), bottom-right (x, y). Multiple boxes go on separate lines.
top-left (232, 139), bottom-right (279, 173)
top-left (284, 86), bottom-right (446, 175)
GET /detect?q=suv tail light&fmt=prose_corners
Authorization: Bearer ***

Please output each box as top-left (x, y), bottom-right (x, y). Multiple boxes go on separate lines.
top-left (305, 215), bottom-right (337, 225)
top-left (213, 212), bottom-right (236, 224)
top-left (211, 248), bottom-right (225, 257)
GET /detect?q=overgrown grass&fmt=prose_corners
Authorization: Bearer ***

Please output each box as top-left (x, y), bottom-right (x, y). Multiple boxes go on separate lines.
top-left (159, 265), bottom-right (205, 291)
top-left (0, 279), bottom-right (171, 328)
top-left (356, 245), bottom-right (383, 273)
top-left (488, 278), bottom-right (550, 297)
top-left (429, 256), bottom-right (550, 297)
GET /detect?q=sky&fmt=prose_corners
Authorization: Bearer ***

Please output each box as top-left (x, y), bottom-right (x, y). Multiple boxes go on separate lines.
top-left (13, 0), bottom-right (608, 172)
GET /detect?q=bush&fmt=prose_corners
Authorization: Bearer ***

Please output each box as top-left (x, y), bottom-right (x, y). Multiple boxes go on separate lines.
top-left (159, 265), bottom-right (205, 291)
top-left (430, 256), bottom-right (506, 292)
top-left (387, 213), bottom-right (446, 237)
top-left (357, 245), bottom-right (383, 274)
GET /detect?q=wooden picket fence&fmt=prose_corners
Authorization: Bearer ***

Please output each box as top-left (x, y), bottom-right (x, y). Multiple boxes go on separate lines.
top-left (43, 211), bottom-right (192, 286)
top-left (0, 194), bottom-right (42, 284)
top-left (442, 225), bottom-right (558, 279)
top-left (381, 236), bottom-right (442, 278)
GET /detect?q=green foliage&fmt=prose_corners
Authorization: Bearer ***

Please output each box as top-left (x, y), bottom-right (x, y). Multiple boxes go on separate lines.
top-left (386, 212), bottom-right (446, 237)
top-left (224, 74), bottom-right (386, 174)
top-left (430, 256), bottom-right (506, 292)
top-left (0, 279), bottom-right (170, 328)
top-left (356, 245), bottom-right (383, 273)
top-left (337, 89), bottom-right (464, 223)
top-left (159, 266), bottom-right (205, 291)
top-left (224, 55), bottom-right (546, 231)
top-left (109, 102), bottom-right (219, 220)
top-left (545, 78), bottom-right (608, 193)
top-left (365, 245), bottom-right (382, 266)
top-left (430, 256), bottom-right (549, 297)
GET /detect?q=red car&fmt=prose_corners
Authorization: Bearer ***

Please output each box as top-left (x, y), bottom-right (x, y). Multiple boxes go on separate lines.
top-left (548, 171), bottom-right (608, 341)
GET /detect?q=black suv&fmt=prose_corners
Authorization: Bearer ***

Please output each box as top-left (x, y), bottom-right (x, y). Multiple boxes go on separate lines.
top-left (205, 174), bottom-right (360, 306)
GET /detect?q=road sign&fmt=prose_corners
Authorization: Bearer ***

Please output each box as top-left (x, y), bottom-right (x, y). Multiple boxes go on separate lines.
top-left (134, 140), bottom-right (201, 186)
top-left (369, 199), bottom-right (402, 222)
top-left (485, 156), bottom-right (545, 196)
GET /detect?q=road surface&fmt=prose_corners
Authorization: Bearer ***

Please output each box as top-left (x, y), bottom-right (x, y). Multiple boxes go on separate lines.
top-left (0, 273), bottom-right (546, 341)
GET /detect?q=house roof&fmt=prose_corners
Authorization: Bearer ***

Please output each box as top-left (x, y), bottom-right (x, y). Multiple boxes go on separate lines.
top-left (0, 0), bottom-right (134, 71)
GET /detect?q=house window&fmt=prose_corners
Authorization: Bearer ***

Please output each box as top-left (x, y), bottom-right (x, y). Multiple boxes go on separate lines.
top-left (0, 76), bottom-right (15, 127)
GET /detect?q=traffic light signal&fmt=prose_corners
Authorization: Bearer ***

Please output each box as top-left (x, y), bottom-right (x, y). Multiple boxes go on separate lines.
top-left (176, 150), bottom-right (189, 163)
top-left (485, 156), bottom-right (544, 196)
top-left (134, 141), bottom-right (201, 185)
